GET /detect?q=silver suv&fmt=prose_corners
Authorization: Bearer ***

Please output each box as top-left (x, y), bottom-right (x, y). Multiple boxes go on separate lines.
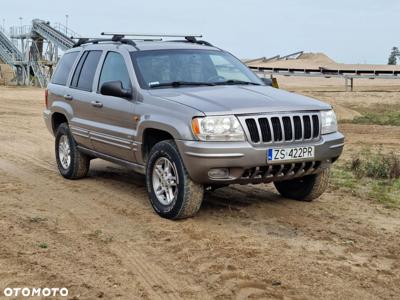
top-left (43, 34), bottom-right (344, 219)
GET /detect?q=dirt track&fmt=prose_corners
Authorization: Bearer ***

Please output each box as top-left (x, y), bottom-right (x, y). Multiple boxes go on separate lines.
top-left (0, 86), bottom-right (399, 299)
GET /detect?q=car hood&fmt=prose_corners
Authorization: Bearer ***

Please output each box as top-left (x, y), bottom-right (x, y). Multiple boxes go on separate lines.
top-left (149, 85), bottom-right (331, 116)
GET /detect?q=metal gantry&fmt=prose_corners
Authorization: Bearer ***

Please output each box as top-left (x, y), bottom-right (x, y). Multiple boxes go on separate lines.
top-left (248, 66), bottom-right (400, 91)
top-left (0, 19), bottom-right (79, 87)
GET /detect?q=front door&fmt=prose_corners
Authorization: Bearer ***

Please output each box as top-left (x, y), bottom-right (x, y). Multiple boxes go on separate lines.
top-left (88, 51), bottom-right (137, 162)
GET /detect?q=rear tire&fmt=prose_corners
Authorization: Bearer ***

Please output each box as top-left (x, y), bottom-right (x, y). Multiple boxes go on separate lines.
top-left (146, 140), bottom-right (204, 220)
top-left (274, 168), bottom-right (330, 201)
top-left (55, 123), bottom-right (90, 179)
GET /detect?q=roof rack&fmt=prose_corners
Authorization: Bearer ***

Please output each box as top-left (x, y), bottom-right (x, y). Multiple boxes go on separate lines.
top-left (101, 32), bottom-right (203, 38)
top-left (101, 32), bottom-right (213, 46)
top-left (71, 33), bottom-right (213, 48)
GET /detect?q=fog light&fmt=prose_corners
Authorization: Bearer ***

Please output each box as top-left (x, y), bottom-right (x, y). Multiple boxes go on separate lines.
top-left (208, 168), bottom-right (230, 179)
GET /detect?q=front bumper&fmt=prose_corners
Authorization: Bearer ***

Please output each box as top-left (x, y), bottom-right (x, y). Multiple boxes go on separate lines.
top-left (176, 131), bottom-right (344, 184)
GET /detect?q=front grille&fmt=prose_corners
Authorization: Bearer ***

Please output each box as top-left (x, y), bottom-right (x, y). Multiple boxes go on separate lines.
top-left (241, 113), bottom-right (320, 144)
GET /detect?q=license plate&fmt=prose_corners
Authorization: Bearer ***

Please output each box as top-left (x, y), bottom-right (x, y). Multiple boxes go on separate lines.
top-left (267, 146), bottom-right (315, 162)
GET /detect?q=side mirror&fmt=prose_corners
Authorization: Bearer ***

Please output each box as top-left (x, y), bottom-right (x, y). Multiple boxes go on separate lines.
top-left (260, 77), bottom-right (273, 87)
top-left (100, 81), bottom-right (132, 99)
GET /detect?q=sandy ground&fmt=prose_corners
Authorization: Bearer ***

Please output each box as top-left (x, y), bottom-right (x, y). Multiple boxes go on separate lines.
top-left (0, 85), bottom-right (399, 299)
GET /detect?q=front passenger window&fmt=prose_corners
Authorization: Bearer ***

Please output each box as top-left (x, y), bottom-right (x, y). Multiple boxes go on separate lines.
top-left (99, 52), bottom-right (131, 90)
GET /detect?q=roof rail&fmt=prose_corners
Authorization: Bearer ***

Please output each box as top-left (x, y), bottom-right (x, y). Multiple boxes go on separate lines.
top-left (167, 39), bottom-right (214, 47)
top-left (100, 32), bottom-right (214, 47)
top-left (101, 32), bottom-right (203, 38)
top-left (72, 36), bottom-right (137, 48)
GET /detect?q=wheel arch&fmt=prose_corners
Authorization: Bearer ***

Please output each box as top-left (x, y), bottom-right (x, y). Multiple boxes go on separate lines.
top-left (51, 112), bottom-right (69, 134)
top-left (141, 127), bottom-right (175, 163)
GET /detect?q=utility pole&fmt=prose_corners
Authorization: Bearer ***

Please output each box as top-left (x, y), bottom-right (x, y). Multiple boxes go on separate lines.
top-left (18, 17), bottom-right (22, 35)
top-left (65, 14), bottom-right (69, 35)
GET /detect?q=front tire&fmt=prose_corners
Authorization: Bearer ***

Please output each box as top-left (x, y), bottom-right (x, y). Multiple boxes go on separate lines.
top-left (146, 140), bottom-right (204, 220)
top-left (55, 123), bottom-right (90, 179)
top-left (274, 168), bottom-right (330, 201)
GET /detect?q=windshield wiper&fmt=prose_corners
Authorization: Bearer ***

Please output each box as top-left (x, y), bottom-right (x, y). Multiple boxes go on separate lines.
top-left (149, 81), bottom-right (216, 88)
top-left (213, 79), bottom-right (261, 86)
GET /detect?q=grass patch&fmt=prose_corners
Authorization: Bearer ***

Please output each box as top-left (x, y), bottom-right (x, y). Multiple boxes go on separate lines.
top-left (351, 111), bottom-right (400, 126)
top-left (331, 168), bottom-right (357, 190)
top-left (350, 151), bottom-right (400, 179)
top-left (38, 242), bottom-right (48, 249)
top-left (332, 151), bottom-right (400, 207)
top-left (369, 180), bottom-right (400, 207)
top-left (29, 216), bottom-right (47, 223)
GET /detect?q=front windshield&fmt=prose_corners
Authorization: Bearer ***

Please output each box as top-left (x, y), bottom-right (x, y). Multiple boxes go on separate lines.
top-left (130, 49), bottom-right (263, 89)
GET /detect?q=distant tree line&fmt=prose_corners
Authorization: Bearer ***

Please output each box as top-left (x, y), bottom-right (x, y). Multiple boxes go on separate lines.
top-left (388, 47), bottom-right (400, 65)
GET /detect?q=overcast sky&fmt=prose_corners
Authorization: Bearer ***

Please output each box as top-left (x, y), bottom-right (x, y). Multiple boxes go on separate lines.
top-left (2, 0), bottom-right (399, 64)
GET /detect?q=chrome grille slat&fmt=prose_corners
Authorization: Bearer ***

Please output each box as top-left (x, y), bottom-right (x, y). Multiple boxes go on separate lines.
top-left (269, 118), bottom-right (275, 141)
top-left (290, 116), bottom-right (295, 142)
top-left (241, 112), bottom-right (321, 145)
top-left (300, 116), bottom-right (305, 140)
top-left (279, 117), bottom-right (285, 141)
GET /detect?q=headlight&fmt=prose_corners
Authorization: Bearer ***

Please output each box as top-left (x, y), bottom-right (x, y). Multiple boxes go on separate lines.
top-left (321, 110), bottom-right (337, 134)
top-left (192, 116), bottom-right (245, 141)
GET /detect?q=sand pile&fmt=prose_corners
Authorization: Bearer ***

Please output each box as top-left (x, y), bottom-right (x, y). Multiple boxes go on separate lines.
top-left (0, 64), bottom-right (15, 85)
top-left (247, 52), bottom-right (400, 71)
top-left (297, 52), bottom-right (336, 64)
top-left (246, 52), bottom-right (335, 69)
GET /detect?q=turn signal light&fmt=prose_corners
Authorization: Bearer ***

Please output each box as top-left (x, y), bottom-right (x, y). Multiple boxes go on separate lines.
top-left (191, 118), bottom-right (201, 135)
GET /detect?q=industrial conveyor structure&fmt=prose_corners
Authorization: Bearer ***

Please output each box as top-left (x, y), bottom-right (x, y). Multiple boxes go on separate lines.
top-left (0, 19), bottom-right (78, 87)
top-left (248, 65), bottom-right (400, 91)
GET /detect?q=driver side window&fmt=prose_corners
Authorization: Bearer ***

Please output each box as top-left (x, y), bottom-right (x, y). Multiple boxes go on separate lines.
top-left (98, 52), bottom-right (131, 90)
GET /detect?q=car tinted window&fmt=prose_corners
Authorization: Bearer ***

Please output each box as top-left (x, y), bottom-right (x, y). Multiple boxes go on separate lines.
top-left (51, 52), bottom-right (79, 85)
top-left (70, 51), bottom-right (88, 88)
top-left (99, 52), bottom-right (131, 90)
top-left (71, 50), bottom-right (102, 91)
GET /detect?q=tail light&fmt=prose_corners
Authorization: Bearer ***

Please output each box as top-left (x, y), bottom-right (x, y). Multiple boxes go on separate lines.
top-left (45, 89), bottom-right (48, 108)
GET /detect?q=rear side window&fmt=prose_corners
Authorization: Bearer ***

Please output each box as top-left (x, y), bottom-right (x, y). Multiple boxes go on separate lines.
top-left (52, 52), bottom-right (79, 85)
top-left (98, 52), bottom-right (131, 90)
top-left (71, 50), bottom-right (102, 91)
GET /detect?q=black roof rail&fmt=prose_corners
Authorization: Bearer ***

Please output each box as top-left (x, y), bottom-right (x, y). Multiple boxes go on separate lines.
top-left (101, 32), bottom-right (202, 38)
top-left (72, 36), bottom-right (137, 48)
top-left (168, 38), bottom-right (214, 47)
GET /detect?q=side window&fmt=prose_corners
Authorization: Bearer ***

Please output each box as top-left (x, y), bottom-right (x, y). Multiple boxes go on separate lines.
top-left (51, 52), bottom-right (79, 85)
top-left (71, 50), bottom-right (102, 91)
top-left (98, 52), bottom-right (131, 90)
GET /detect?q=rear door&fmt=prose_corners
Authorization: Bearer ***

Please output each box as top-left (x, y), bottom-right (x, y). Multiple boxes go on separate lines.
top-left (88, 51), bottom-right (136, 162)
top-left (67, 50), bottom-right (103, 149)
top-left (48, 51), bottom-right (80, 125)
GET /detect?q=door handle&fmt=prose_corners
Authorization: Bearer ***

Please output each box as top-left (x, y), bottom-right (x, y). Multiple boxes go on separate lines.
top-left (64, 94), bottom-right (73, 101)
top-left (91, 101), bottom-right (103, 108)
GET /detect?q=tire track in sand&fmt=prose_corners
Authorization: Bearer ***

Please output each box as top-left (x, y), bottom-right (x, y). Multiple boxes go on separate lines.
top-left (0, 158), bottom-right (199, 299)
